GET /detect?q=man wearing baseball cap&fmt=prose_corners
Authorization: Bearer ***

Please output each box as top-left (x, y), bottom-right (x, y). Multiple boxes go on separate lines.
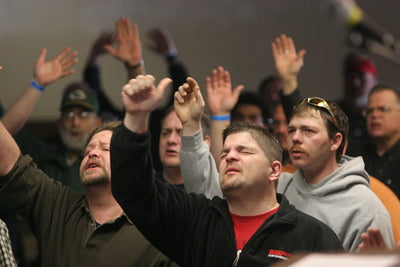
top-left (1, 46), bottom-right (101, 193)
top-left (13, 83), bottom-right (102, 193)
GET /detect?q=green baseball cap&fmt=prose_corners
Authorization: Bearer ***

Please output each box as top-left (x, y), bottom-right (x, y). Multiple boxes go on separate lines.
top-left (60, 84), bottom-right (99, 114)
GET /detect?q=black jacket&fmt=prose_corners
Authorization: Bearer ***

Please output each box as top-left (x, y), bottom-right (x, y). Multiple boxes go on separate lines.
top-left (111, 125), bottom-right (343, 267)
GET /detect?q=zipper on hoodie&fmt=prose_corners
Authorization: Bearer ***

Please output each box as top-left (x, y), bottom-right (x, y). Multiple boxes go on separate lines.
top-left (232, 250), bottom-right (241, 267)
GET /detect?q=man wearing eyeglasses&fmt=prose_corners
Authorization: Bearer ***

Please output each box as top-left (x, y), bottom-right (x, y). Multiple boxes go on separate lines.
top-left (278, 97), bottom-right (394, 251)
top-left (347, 86), bottom-right (400, 199)
top-left (11, 84), bottom-right (102, 193)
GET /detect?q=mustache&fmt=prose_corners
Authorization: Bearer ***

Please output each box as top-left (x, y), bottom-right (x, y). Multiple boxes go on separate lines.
top-left (85, 159), bottom-right (102, 170)
top-left (289, 146), bottom-right (308, 155)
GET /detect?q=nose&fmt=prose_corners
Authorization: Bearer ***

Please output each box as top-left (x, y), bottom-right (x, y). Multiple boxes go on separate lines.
top-left (289, 129), bottom-right (302, 144)
top-left (225, 149), bottom-right (239, 163)
top-left (71, 115), bottom-right (82, 126)
top-left (167, 132), bottom-right (180, 145)
top-left (87, 148), bottom-right (100, 158)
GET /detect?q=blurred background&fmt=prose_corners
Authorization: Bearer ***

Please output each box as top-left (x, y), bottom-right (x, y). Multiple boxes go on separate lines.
top-left (1, 0), bottom-right (399, 121)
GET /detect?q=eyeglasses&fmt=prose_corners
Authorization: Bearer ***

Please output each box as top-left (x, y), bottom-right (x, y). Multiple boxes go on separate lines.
top-left (62, 110), bottom-right (93, 120)
top-left (363, 105), bottom-right (400, 116)
top-left (303, 97), bottom-right (339, 128)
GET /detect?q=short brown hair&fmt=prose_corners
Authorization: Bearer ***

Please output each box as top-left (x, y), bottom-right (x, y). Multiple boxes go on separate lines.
top-left (84, 121), bottom-right (122, 150)
top-left (222, 122), bottom-right (282, 163)
top-left (369, 85), bottom-right (400, 102)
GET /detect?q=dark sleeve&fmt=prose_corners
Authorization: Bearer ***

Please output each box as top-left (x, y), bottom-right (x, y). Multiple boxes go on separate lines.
top-left (148, 56), bottom-right (189, 171)
top-left (83, 65), bottom-right (123, 118)
top-left (110, 125), bottom-right (205, 264)
top-left (165, 56), bottom-right (189, 107)
top-left (0, 101), bottom-right (4, 117)
top-left (280, 88), bottom-right (301, 122)
top-left (14, 129), bottom-right (53, 169)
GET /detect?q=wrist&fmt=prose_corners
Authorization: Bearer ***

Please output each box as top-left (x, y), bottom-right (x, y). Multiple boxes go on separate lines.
top-left (182, 120), bottom-right (201, 136)
top-left (31, 79), bottom-right (45, 92)
top-left (210, 114), bottom-right (231, 121)
top-left (281, 78), bottom-right (298, 95)
top-left (125, 60), bottom-right (144, 70)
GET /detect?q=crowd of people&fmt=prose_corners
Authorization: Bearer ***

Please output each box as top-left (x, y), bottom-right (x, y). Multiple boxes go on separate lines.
top-left (0, 16), bottom-right (399, 266)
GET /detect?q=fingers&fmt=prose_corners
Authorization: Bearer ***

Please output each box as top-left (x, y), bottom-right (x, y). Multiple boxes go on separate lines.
top-left (61, 50), bottom-right (78, 69)
top-left (359, 228), bottom-right (388, 251)
top-left (272, 34), bottom-right (294, 55)
top-left (123, 75), bottom-right (156, 96)
top-left (175, 77), bottom-right (199, 104)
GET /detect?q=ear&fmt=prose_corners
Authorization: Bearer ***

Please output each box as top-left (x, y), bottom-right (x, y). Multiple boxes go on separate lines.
top-left (268, 160), bottom-right (282, 184)
top-left (203, 135), bottom-right (211, 148)
top-left (330, 132), bottom-right (343, 152)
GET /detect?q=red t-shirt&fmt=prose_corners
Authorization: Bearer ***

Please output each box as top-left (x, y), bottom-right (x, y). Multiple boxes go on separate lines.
top-left (231, 207), bottom-right (279, 250)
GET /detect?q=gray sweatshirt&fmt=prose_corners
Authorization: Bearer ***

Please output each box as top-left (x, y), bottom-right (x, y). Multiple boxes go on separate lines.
top-left (278, 155), bottom-right (394, 251)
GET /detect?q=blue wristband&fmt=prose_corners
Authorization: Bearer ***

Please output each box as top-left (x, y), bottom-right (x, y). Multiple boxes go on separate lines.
top-left (211, 115), bottom-right (231, 121)
top-left (31, 80), bottom-right (45, 92)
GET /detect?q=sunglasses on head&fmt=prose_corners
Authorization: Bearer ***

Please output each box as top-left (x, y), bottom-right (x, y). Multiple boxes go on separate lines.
top-left (303, 97), bottom-right (339, 128)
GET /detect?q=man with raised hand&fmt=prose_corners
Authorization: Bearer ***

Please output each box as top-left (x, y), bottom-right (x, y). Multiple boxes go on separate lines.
top-left (179, 66), bottom-right (242, 198)
top-left (111, 75), bottom-right (343, 267)
top-left (0, 116), bottom-right (176, 266)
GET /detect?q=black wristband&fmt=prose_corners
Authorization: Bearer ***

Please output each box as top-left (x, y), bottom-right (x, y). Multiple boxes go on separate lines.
top-left (125, 60), bottom-right (144, 69)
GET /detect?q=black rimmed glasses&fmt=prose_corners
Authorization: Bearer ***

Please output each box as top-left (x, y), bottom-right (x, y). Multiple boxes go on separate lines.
top-left (303, 97), bottom-right (339, 128)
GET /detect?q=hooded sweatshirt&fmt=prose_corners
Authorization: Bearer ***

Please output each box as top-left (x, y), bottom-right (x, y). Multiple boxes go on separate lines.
top-left (278, 155), bottom-right (394, 251)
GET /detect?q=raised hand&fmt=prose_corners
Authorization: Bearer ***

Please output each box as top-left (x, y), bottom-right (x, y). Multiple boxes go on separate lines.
top-left (174, 77), bottom-right (205, 131)
top-left (122, 75), bottom-right (171, 132)
top-left (147, 28), bottom-right (177, 56)
top-left (122, 75), bottom-right (171, 115)
top-left (105, 17), bottom-right (142, 66)
top-left (206, 66), bottom-right (243, 115)
top-left (271, 34), bottom-right (306, 83)
top-left (34, 47), bottom-right (78, 87)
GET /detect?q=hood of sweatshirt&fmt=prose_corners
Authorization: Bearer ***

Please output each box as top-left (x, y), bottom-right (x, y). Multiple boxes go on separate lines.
top-left (278, 155), bottom-right (370, 197)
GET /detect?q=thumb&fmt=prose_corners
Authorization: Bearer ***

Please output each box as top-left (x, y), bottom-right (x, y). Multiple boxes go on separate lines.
top-left (298, 49), bottom-right (306, 61)
top-left (37, 47), bottom-right (47, 64)
top-left (104, 44), bottom-right (116, 57)
top-left (194, 84), bottom-right (205, 108)
top-left (157, 78), bottom-right (173, 97)
top-left (232, 84), bottom-right (244, 102)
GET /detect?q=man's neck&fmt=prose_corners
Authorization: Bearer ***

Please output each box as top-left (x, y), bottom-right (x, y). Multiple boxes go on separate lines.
top-left (374, 135), bottom-right (400, 156)
top-left (84, 184), bottom-right (123, 224)
top-left (162, 166), bottom-right (183, 185)
top-left (227, 187), bottom-right (279, 216)
top-left (302, 158), bottom-right (339, 185)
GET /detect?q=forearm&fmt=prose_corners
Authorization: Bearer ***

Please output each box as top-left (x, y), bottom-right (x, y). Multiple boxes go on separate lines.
top-left (210, 119), bottom-right (229, 167)
top-left (181, 131), bottom-right (223, 198)
top-left (280, 88), bottom-right (301, 121)
top-left (110, 124), bottom-right (190, 260)
top-left (281, 76), bottom-right (298, 96)
top-left (2, 85), bottom-right (42, 135)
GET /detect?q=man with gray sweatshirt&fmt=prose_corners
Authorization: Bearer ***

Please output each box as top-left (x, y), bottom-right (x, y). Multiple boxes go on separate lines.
top-left (277, 96), bottom-right (394, 251)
